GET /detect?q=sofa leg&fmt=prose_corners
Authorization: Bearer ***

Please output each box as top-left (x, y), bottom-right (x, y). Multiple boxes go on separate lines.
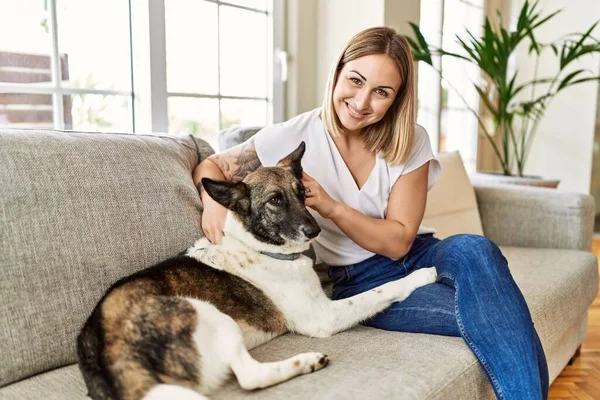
top-left (568, 345), bottom-right (582, 366)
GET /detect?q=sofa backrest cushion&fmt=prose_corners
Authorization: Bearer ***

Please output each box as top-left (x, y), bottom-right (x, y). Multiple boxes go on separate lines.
top-left (0, 129), bottom-right (213, 387)
top-left (422, 151), bottom-right (484, 238)
top-left (217, 125), bottom-right (262, 151)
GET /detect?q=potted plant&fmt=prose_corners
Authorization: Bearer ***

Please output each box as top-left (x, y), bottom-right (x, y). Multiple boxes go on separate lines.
top-left (406, 0), bottom-right (600, 187)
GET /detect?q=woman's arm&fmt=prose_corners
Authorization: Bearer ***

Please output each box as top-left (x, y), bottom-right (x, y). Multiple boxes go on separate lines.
top-left (193, 138), bottom-right (262, 243)
top-left (304, 162), bottom-right (430, 260)
top-left (193, 138), bottom-right (262, 198)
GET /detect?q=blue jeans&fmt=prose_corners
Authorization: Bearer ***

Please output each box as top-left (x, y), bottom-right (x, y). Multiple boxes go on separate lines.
top-left (328, 234), bottom-right (549, 400)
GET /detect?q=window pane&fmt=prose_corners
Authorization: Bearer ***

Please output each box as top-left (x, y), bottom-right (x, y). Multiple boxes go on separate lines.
top-left (166, 0), bottom-right (218, 95)
top-left (0, 93), bottom-right (54, 129)
top-left (56, 0), bottom-right (132, 91)
top-left (222, 0), bottom-right (268, 12)
top-left (220, 6), bottom-right (267, 97)
top-left (0, 1), bottom-right (53, 87)
top-left (440, 107), bottom-right (478, 172)
top-left (417, 107), bottom-right (439, 152)
top-left (168, 97), bottom-right (219, 142)
top-left (67, 94), bottom-right (133, 132)
top-left (221, 99), bottom-right (267, 129)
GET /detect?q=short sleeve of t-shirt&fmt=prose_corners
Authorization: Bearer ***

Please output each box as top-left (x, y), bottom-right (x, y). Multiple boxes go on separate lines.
top-left (253, 109), bottom-right (318, 167)
top-left (388, 124), bottom-right (441, 191)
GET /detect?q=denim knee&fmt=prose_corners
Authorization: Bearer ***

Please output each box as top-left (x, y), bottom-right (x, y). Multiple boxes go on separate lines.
top-left (437, 234), bottom-right (509, 278)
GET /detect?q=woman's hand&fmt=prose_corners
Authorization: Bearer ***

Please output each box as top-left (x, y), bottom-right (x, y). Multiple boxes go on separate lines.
top-left (201, 193), bottom-right (228, 244)
top-left (302, 172), bottom-right (340, 219)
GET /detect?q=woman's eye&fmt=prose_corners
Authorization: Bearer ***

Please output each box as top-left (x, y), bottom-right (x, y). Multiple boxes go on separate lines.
top-left (375, 89), bottom-right (389, 97)
top-left (350, 77), bottom-right (362, 85)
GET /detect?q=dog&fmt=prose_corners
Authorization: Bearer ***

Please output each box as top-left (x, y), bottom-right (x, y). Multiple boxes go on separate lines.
top-left (77, 142), bottom-right (437, 400)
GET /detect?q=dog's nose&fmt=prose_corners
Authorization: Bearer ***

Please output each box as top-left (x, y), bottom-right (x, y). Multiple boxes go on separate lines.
top-left (302, 225), bottom-right (321, 239)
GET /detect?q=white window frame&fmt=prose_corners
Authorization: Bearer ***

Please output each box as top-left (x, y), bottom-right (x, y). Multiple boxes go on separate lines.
top-left (0, 0), bottom-right (134, 131)
top-left (0, 0), bottom-right (285, 135)
top-left (141, 0), bottom-right (284, 135)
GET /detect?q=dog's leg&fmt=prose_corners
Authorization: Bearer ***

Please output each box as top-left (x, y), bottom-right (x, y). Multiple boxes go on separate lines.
top-left (142, 384), bottom-right (209, 400)
top-left (185, 298), bottom-right (328, 392)
top-left (230, 347), bottom-right (328, 390)
top-left (298, 267), bottom-right (437, 338)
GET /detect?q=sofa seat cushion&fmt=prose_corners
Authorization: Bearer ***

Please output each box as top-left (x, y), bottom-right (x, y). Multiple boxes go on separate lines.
top-left (501, 247), bottom-right (598, 347)
top-left (0, 364), bottom-right (87, 400)
top-left (1, 246), bottom-right (595, 400)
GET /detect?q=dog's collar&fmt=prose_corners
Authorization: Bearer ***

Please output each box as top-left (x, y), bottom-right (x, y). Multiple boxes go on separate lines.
top-left (259, 251), bottom-right (302, 261)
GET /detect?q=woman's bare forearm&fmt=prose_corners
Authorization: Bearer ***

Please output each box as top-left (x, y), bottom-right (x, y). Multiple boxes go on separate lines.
top-left (192, 139), bottom-right (262, 204)
top-left (327, 163), bottom-right (429, 260)
top-left (193, 158), bottom-right (226, 204)
top-left (329, 203), bottom-right (414, 261)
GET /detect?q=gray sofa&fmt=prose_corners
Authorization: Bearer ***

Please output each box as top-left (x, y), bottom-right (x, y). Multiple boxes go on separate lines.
top-left (0, 128), bottom-right (597, 400)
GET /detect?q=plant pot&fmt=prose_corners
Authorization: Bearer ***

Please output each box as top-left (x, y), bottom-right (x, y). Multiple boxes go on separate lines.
top-left (470, 171), bottom-right (560, 189)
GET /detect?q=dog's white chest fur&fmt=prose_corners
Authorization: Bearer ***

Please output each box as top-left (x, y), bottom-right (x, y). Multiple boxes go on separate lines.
top-left (186, 235), bottom-right (325, 335)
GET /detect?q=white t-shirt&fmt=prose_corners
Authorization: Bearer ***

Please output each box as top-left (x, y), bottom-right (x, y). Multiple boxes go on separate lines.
top-left (254, 108), bottom-right (441, 266)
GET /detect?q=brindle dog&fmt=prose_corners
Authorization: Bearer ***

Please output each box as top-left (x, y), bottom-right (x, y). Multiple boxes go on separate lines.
top-left (77, 142), bottom-right (437, 400)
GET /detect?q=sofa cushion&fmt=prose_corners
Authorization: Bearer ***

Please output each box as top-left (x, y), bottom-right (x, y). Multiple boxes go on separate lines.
top-left (422, 151), bottom-right (484, 238)
top-left (0, 129), bottom-right (213, 387)
top-left (1, 246), bottom-right (595, 399)
top-left (217, 125), bottom-right (263, 151)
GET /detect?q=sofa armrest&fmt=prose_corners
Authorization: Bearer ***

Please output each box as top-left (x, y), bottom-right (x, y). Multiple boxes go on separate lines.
top-left (474, 184), bottom-right (596, 251)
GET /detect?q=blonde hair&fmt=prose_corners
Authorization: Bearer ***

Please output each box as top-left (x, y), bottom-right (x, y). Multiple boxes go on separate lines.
top-left (321, 26), bottom-right (416, 166)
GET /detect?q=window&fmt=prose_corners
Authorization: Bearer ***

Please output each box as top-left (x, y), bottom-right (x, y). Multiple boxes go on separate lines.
top-left (1, 0), bottom-right (283, 149)
top-left (416, 0), bottom-right (485, 173)
top-left (0, 0), bottom-right (134, 132)
top-left (164, 0), bottom-right (276, 144)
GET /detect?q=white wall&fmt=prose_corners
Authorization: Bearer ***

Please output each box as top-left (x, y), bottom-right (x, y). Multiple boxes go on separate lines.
top-left (512, 0), bottom-right (600, 193)
top-left (314, 0), bottom-right (385, 106)
top-left (285, 0), bottom-right (318, 119)
top-left (286, 0), bottom-right (421, 117)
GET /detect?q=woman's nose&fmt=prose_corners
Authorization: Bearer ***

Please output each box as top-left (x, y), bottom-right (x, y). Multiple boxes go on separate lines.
top-left (354, 89), bottom-right (370, 110)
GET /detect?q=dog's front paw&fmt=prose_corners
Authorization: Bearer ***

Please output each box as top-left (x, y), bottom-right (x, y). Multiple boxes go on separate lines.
top-left (294, 352), bottom-right (329, 374)
top-left (408, 267), bottom-right (438, 288)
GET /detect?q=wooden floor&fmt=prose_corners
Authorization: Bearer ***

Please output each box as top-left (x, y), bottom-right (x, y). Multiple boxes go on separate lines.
top-left (548, 238), bottom-right (600, 399)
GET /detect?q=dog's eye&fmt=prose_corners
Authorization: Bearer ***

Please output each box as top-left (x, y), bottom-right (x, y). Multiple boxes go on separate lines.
top-left (268, 195), bottom-right (283, 206)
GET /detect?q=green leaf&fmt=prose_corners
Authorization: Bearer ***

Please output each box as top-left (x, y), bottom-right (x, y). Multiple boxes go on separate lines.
top-left (516, 0), bottom-right (530, 32)
top-left (512, 77), bottom-right (555, 97)
top-left (557, 69), bottom-right (587, 91)
top-left (474, 84), bottom-right (499, 119)
top-left (529, 9), bottom-right (562, 31)
top-left (407, 23), bottom-right (433, 65)
top-left (560, 21), bottom-right (600, 69)
top-left (566, 76), bottom-right (600, 87)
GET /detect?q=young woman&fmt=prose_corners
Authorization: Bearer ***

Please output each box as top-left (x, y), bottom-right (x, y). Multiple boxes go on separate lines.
top-left (193, 26), bottom-right (548, 400)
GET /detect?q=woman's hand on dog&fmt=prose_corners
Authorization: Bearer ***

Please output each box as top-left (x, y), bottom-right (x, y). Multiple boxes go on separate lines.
top-left (201, 195), bottom-right (227, 244)
top-left (302, 172), bottom-right (340, 219)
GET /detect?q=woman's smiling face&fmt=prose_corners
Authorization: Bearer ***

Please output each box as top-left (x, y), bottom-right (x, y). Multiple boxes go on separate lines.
top-left (332, 53), bottom-right (402, 135)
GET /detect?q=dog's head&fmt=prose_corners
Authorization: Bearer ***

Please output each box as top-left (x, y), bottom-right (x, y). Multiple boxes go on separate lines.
top-left (202, 142), bottom-right (321, 254)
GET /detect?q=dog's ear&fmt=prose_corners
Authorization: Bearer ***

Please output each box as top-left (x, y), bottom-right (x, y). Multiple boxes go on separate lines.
top-left (276, 141), bottom-right (305, 180)
top-left (201, 178), bottom-right (250, 216)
